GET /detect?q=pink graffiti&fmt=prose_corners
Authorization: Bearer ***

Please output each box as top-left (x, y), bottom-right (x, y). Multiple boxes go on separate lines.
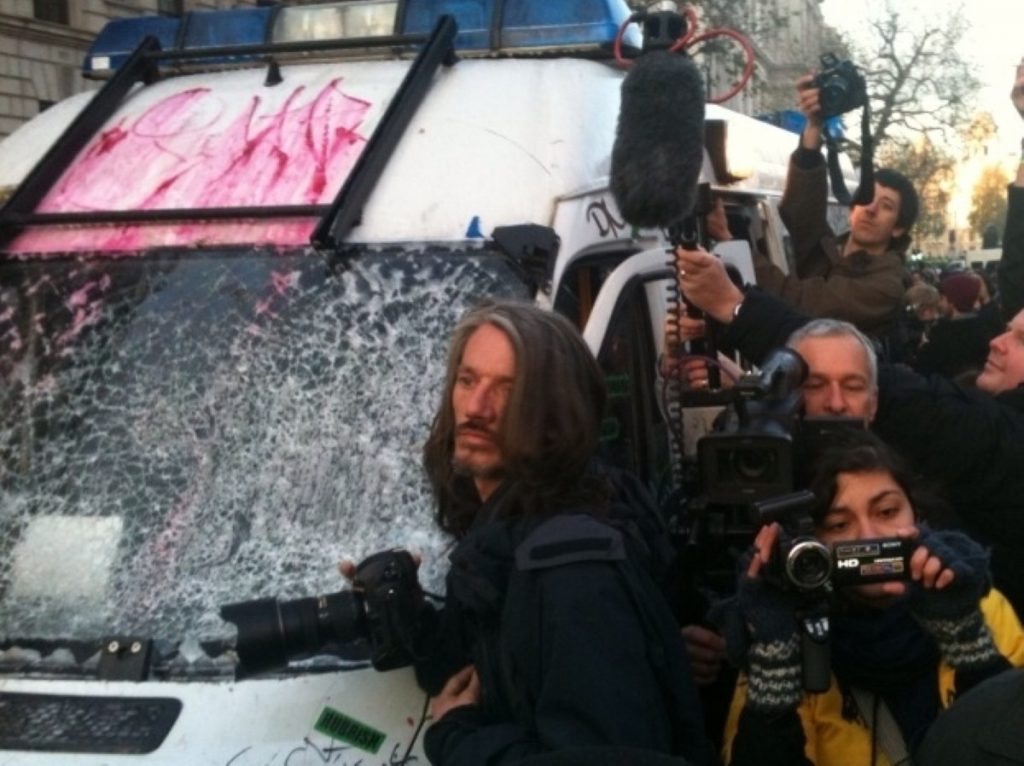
top-left (270, 269), bottom-right (299, 295)
top-left (9, 78), bottom-right (372, 255)
top-left (56, 276), bottom-right (113, 347)
top-left (253, 269), bottom-right (300, 318)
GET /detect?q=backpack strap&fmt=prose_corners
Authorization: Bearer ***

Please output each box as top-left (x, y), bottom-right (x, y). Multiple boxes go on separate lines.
top-left (515, 514), bottom-right (626, 571)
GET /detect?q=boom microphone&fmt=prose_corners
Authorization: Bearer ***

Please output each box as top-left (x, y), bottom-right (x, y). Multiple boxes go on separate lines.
top-left (610, 50), bottom-right (706, 232)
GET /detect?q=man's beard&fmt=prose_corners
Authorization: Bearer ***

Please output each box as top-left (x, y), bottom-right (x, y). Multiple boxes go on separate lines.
top-left (452, 419), bottom-right (505, 480)
top-left (451, 456), bottom-right (505, 481)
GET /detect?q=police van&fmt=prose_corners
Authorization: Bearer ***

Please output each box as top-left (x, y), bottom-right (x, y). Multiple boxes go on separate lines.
top-left (0, 1), bottom-right (853, 762)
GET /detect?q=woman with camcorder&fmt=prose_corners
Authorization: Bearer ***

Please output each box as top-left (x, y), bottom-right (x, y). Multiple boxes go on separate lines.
top-left (714, 430), bottom-right (1024, 765)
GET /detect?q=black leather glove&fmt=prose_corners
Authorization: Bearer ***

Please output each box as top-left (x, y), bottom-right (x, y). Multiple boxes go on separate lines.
top-left (908, 527), bottom-right (1000, 671)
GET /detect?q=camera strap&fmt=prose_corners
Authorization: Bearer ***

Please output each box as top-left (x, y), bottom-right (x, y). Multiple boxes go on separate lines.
top-left (850, 687), bottom-right (912, 766)
top-left (824, 102), bottom-right (874, 208)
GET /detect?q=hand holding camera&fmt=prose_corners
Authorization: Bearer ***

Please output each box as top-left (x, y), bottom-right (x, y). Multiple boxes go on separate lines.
top-left (715, 522), bottom-right (806, 712)
top-left (221, 549), bottom-right (425, 678)
top-left (904, 527), bottom-right (1002, 673)
top-left (906, 526), bottom-right (991, 620)
top-left (796, 54), bottom-right (867, 154)
top-left (740, 522), bottom-right (805, 640)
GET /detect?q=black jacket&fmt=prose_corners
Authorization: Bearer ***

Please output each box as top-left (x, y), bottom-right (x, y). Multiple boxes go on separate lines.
top-left (415, 480), bottom-right (710, 766)
top-left (720, 287), bottom-right (1024, 616)
top-left (999, 184), bottom-right (1024, 322)
top-left (911, 309), bottom-right (997, 381)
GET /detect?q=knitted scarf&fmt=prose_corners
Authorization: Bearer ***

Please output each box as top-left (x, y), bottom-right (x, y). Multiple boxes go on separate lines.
top-left (831, 598), bottom-right (941, 752)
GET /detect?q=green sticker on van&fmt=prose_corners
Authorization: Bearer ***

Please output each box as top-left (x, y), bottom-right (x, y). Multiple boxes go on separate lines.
top-left (314, 706), bottom-right (386, 754)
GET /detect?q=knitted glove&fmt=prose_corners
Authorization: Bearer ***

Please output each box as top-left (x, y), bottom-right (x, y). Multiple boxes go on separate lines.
top-left (907, 527), bottom-right (1000, 671)
top-left (710, 549), bottom-right (804, 713)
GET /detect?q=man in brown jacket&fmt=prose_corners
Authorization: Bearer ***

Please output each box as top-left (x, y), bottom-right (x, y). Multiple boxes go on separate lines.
top-left (753, 74), bottom-right (919, 340)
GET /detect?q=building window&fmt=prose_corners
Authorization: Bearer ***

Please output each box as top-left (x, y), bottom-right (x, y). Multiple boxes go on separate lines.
top-left (158, 0), bottom-right (185, 17)
top-left (37, 100), bottom-right (57, 114)
top-left (33, 0), bottom-right (69, 25)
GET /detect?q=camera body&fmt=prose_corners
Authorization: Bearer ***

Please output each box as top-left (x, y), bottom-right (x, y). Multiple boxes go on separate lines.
top-left (776, 533), bottom-right (914, 592)
top-left (813, 52), bottom-right (867, 118)
top-left (832, 537), bottom-right (914, 588)
top-left (756, 491), bottom-right (913, 592)
top-left (220, 549), bottom-right (423, 678)
top-left (354, 549), bottom-right (423, 671)
top-left (697, 348), bottom-right (865, 505)
top-left (697, 348), bottom-right (806, 505)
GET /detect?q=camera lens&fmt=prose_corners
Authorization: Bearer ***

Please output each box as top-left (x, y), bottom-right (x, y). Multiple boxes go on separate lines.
top-left (729, 447), bottom-right (778, 483)
top-left (220, 590), bottom-right (367, 678)
top-left (820, 75), bottom-right (849, 115)
top-left (785, 539), bottom-right (832, 590)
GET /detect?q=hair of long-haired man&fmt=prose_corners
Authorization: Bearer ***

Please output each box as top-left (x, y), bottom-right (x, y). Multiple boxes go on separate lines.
top-left (423, 300), bottom-right (607, 536)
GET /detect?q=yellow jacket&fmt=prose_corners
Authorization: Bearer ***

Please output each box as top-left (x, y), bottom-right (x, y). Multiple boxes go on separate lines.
top-left (722, 589), bottom-right (1024, 766)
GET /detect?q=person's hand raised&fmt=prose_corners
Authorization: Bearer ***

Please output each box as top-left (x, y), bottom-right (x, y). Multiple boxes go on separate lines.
top-left (1013, 56), bottom-right (1024, 120)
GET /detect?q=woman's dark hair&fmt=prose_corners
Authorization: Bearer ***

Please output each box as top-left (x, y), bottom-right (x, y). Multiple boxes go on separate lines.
top-left (808, 430), bottom-right (947, 525)
top-left (423, 299), bottom-right (607, 536)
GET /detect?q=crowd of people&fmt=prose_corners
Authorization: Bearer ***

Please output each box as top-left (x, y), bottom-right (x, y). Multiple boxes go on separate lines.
top-left (349, 59), bottom-right (1024, 766)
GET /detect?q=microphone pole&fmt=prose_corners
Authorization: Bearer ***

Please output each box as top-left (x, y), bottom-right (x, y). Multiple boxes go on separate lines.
top-left (635, 8), bottom-right (720, 393)
top-left (671, 184), bottom-right (720, 391)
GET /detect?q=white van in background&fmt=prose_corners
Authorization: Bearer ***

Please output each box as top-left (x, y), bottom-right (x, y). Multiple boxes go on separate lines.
top-left (0, 1), bottom-right (852, 762)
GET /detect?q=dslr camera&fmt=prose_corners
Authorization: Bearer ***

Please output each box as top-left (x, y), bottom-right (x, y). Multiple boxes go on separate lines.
top-left (755, 491), bottom-right (914, 592)
top-left (813, 52), bottom-right (867, 118)
top-left (220, 549), bottom-right (423, 678)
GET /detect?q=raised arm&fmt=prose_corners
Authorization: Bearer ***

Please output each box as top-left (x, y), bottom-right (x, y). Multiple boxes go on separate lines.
top-left (998, 56), bottom-right (1024, 321)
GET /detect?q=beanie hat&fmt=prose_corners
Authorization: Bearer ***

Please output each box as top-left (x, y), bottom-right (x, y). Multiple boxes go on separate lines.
top-left (906, 283), bottom-right (941, 312)
top-left (939, 274), bottom-right (981, 314)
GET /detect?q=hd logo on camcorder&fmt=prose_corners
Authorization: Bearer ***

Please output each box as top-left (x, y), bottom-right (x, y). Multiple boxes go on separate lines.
top-left (837, 557), bottom-right (860, 569)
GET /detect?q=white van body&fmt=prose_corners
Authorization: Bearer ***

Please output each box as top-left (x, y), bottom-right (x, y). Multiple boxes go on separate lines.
top-left (0, 3), bottom-right (855, 762)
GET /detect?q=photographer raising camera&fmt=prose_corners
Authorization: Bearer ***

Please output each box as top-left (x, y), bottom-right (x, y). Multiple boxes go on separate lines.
top-left (714, 430), bottom-right (1024, 766)
top-left (720, 63), bottom-right (919, 350)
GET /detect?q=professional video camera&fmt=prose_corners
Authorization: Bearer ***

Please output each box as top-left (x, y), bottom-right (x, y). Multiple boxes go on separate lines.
top-left (813, 52), bottom-right (867, 118)
top-left (696, 347), bottom-right (866, 506)
top-left (754, 491), bottom-right (914, 593)
top-left (220, 549), bottom-right (423, 679)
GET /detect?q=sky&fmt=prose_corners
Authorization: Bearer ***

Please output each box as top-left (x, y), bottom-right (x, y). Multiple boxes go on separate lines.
top-left (819, 0), bottom-right (1024, 159)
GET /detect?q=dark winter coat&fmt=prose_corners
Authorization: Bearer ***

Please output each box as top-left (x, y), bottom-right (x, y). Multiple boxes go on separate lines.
top-left (415, 479), bottom-right (710, 766)
top-left (999, 184), bottom-right (1024, 322)
top-left (910, 309), bottom-right (996, 381)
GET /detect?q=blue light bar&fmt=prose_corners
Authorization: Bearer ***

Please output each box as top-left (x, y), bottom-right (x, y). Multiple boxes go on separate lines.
top-left (83, 16), bottom-right (181, 77)
top-left (400, 0), bottom-right (637, 50)
top-left (498, 0), bottom-right (636, 49)
top-left (401, 0), bottom-right (494, 49)
top-left (180, 6), bottom-right (273, 66)
top-left (83, 0), bottom-right (639, 77)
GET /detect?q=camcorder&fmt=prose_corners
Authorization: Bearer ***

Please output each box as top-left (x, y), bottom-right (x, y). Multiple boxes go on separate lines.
top-left (753, 490), bottom-right (914, 694)
top-left (755, 491), bottom-right (914, 593)
top-left (220, 549), bottom-right (423, 679)
top-left (813, 52), bottom-right (867, 118)
top-left (697, 347), bottom-right (864, 506)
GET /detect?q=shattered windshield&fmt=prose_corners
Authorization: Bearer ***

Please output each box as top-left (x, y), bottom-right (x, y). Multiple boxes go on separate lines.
top-left (0, 247), bottom-right (528, 662)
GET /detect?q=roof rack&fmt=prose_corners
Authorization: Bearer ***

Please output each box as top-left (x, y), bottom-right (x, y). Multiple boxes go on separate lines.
top-left (0, 15), bottom-right (458, 253)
